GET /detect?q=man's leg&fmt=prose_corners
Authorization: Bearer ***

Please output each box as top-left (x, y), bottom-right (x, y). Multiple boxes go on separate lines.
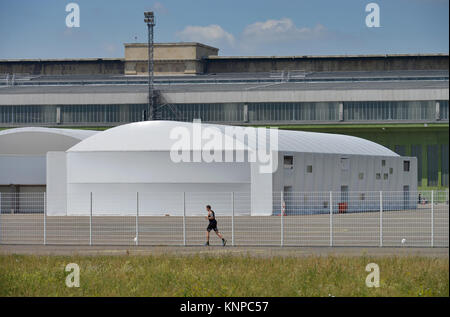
top-left (205, 230), bottom-right (210, 245)
top-left (215, 230), bottom-right (227, 246)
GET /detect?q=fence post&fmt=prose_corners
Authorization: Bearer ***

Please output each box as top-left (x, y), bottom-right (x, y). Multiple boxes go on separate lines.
top-left (136, 192), bottom-right (139, 246)
top-left (43, 193), bottom-right (47, 246)
top-left (280, 191), bottom-right (284, 247)
top-left (329, 191), bottom-right (333, 247)
top-left (431, 190), bottom-right (434, 248)
top-left (89, 192), bottom-right (92, 246)
top-left (231, 192), bottom-right (235, 247)
top-left (379, 191), bottom-right (383, 247)
top-left (183, 192), bottom-right (186, 246)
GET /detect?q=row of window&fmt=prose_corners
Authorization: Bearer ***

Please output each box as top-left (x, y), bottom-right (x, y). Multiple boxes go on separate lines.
top-left (344, 101), bottom-right (440, 121)
top-left (0, 100), bottom-right (448, 124)
top-left (162, 101), bottom-right (449, 122)
top-left (283, 156), bottom-right (410, 179)
top-left (0, 104), bottom-right (148, 124)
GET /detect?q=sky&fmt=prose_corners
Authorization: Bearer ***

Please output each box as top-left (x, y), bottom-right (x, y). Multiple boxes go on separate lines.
top-left (0, 0), bottom-right (448, 59)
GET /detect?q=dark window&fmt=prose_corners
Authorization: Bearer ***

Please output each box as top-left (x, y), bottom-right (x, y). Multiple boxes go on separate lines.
top-left (427, 145), bottom-right (438, 186)
top-left (411, 145), bottom-right (423, 187)
top-left (440, 100), bottom-right (449, 120)
top-left (403, 161), bottom-right (410, 172)
top-left (284, 156), bottom-right (293, 168)
top-left (441, 144), bottom-right (449, 187)
top-left (307, 165), bottom-right (313, 173)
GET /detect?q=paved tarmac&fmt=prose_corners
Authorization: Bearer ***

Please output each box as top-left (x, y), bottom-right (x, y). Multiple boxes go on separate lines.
top-left (0, 207), bottom-right (448, 248)
top-left (0, 244), bottom-right (448, 258)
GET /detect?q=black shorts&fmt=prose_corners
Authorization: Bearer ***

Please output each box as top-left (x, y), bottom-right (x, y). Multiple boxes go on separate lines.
top-left (207, 220), bottom-right (218, 232)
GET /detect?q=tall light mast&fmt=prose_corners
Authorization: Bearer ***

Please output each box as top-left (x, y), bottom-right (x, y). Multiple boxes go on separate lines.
top-left (144, 11), bottom-right (155, 120)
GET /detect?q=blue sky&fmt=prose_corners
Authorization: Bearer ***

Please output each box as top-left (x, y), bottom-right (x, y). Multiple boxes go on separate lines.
top-left (0, 0), bottom-right (448, 59)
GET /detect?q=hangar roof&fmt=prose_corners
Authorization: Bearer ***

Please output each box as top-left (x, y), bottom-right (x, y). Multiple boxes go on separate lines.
top-left (68, 121), bottom-right (398, 157)
top-left (0, 127), bottom-right (98, 155)
top-left (0, 70), bottom-right (447, 95)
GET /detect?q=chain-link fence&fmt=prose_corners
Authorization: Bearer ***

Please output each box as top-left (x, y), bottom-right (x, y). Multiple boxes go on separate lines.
top-left (0, 190), bottom-right (448, 247)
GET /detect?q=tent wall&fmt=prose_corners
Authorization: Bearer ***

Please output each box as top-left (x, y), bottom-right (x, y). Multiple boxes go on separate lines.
top-left (66, 151), bottom-right (251, 216)
top-left (46, 151), bottom-right (67, 216)
top-left (0, 155), bottom-right (46, 185)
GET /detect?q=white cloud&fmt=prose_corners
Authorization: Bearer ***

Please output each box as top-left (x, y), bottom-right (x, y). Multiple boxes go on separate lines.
top-left (242, 18), bottom-right (328, 44)
top-left (175, 19), bottom-right (334, 55)
top-left (177, 25), bottom-right (235, 47)
top-left (153, 2), bottom-right (168, 14)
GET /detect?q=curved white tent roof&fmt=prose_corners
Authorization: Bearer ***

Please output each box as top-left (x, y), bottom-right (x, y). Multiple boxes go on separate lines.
top-left (69, 121), bottom-right (398, 157)
top-left (0, 127), bottom-right (98, 155)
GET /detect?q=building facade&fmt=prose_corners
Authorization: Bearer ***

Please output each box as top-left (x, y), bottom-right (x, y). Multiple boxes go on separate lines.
top-left (0, 44), bottom-right (448, 189)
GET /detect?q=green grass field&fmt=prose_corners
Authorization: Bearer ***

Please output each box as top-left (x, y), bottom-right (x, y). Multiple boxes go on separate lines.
top-left (0, 254), bottom-right (448, 297)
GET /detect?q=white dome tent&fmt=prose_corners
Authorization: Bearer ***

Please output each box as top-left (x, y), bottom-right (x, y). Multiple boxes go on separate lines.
top-left (0, 127), bottom-right (98, 214)
top-left (44, 121), bottom-right (417, 216)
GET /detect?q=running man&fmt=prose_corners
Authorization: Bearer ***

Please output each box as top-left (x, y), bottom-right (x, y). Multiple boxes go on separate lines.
top-left (205, 205), bottom-right (227, 246)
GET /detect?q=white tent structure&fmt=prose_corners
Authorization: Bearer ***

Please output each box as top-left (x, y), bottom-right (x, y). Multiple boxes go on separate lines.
top-left (47, 121), bottom-right (417, 216)
top-left (0, 127), bottom-right (97, 187)
top-left (0, 127), bottom-right (97, 213)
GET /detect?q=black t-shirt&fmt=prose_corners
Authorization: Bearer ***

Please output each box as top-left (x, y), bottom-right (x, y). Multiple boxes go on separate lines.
top-left (208, 210), bottom-right (216, 223)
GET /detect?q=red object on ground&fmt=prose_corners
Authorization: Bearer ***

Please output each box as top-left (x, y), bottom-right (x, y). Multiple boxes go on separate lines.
top-left (338, 203), bottom-right (348, 213)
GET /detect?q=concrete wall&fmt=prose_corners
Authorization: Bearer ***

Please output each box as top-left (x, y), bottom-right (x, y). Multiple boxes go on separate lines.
top-left (161, 89), bottom-right (448, 104)
top-left (1, 51), bottom-right (447, 76)
top-left (124, 42), bottom-right (218, 75)
top-left (3, 88), bottom-right (446, 106)
top-left (124, 43), bottom-right (218, 61)
top-left (127, 60), bottom-right (203, 75)
top-left (0, 59), bottom-right (124, 75)
top-left (205, 54), bottom-right (449, 73)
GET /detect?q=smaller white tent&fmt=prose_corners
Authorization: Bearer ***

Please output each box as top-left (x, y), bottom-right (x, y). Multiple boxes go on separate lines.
top-left (0, 127), bottom-right (97, 213)
top-left (0, 127), bottom-right (97, 187)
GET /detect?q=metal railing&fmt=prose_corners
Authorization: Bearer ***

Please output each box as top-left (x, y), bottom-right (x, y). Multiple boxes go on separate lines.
top-left (0, 190), bottom-right (448, 247)
top-left (1, 73), bottom-right (447, 87)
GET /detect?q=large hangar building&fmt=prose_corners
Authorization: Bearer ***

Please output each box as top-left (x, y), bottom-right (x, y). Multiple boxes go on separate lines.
top-left (45, 121), bottom-right (417, 216)
top-left (0, 43), bottom-right (448, 193)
